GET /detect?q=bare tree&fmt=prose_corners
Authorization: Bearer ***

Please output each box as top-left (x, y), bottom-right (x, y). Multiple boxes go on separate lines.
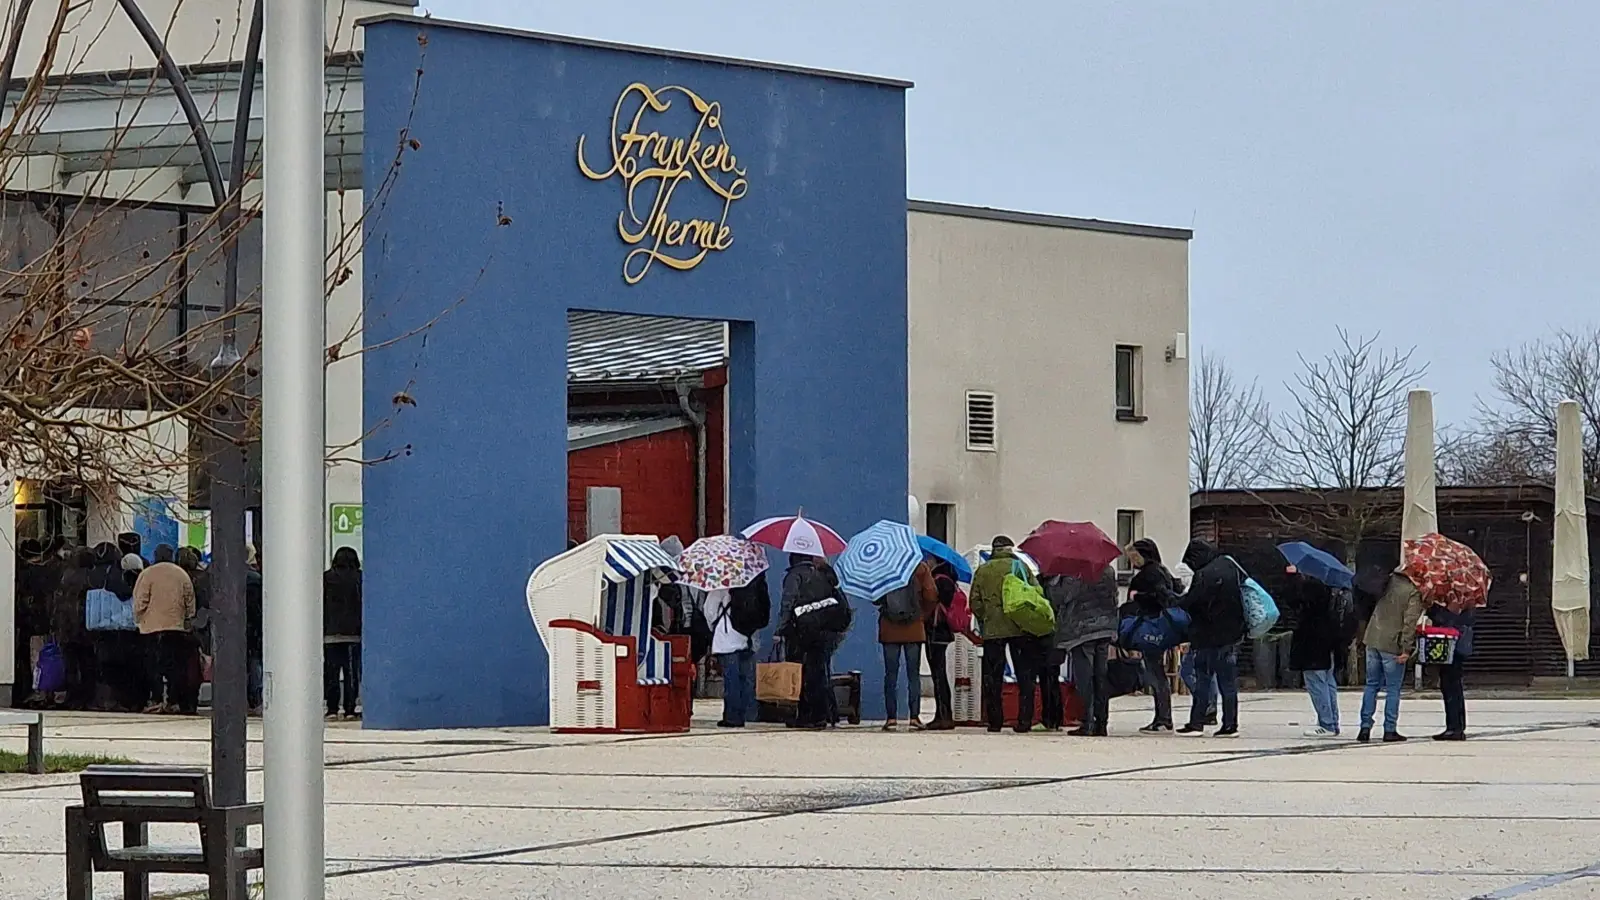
top-left (1189, 350), bottom-right (1273, 493)
top-left (1265, 329), bottom-right (1427, 557)
top-left (1475, 326), bottom-right (1600, 491)
top-left (1436, 426), bottom-right (1546, 487)
top-left (2, 1), bottom-right (456, 844)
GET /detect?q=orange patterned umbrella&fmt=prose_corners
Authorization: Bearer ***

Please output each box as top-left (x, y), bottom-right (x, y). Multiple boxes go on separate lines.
top-left (1401, 533), bottom-right (1490, 613)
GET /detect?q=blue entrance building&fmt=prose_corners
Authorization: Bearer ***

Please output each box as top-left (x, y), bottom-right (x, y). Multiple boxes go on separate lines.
top-left (360, 18), bottom-right (911, 728)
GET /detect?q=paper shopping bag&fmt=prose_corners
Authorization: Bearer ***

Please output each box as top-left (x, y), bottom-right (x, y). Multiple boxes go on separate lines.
top-left (755, 662), bottom-right (803, 703)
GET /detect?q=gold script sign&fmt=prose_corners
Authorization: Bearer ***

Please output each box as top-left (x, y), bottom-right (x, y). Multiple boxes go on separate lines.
top-left (577, 83), bottom-right (748, 284)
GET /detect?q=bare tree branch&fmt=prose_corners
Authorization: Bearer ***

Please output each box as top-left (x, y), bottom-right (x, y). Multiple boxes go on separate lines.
top-left (1189, 350), bottom-right (1273, 492)
top-left (1262, 328), bottom-right (1427, 555)
top-left (1476, 325), bottom-right (1600, 491)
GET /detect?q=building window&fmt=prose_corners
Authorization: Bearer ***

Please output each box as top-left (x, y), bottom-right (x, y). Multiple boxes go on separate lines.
top-left (1115, 509), bottom-right (1143, 571)
top-left (1115, 345), bottom-right (1144, 421)
top-left (965, 391), bottom-right (997, 451)
top-left (926, 503), bottom-right (955, 545)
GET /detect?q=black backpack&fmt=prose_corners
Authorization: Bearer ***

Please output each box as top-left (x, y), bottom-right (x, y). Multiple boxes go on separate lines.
top-left (788, 594), bottom-right (853, 640)
top-left (728, 578), bottom-right (771, 637)
top-left (1331, 588), bottom-right (1361, 645)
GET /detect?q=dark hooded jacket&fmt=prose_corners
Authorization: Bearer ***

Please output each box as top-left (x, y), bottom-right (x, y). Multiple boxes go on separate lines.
top-left (246, 567), bottom-right (264, 657)
top-left (1178, 540), bottom-right (1247, 649)
top-left (51, 548), bottom-right (96, 644)
top-left (15, 539), bottom-right (50, 635)
top-left (1046, 566), bottom-right (1120, 651)
top-left (1288, 575), bottom-right (1339, 671)
top-left (323, 547), bottom-right (362, 639)
top-left (86, 543), bottom-right (133, 601)
top-left (177, 547), bottom-right (211, 611)
top-left (780, 555), bottom-right (835, 621)
top-left (1127, 538), bottom-right (1176, 617)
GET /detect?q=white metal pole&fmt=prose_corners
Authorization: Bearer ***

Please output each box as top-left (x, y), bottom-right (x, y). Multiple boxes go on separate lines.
top-left (262, 0), bottom-right (326, 896)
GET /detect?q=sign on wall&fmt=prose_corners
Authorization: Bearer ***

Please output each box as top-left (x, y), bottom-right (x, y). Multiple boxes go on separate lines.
top-left (330, 503), bottom-right (363, 561)
top-left (577, 83), bottom-right (749, 284)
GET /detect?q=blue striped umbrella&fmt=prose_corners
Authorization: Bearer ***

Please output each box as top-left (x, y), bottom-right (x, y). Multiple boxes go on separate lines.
top-left (836, 520), bottom-right (922, 602)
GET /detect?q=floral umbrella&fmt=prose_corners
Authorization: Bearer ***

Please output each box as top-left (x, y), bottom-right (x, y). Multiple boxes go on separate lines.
top-left (677, 535), bottom-right (771, 591)
top-left (1401, 532), bottom-right (1491, 613)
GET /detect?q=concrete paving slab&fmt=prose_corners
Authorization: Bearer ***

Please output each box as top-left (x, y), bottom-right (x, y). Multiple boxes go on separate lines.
top-left (510, 810), bottom-right (1600, 876)
top-left (318, 863), bottom-right (1516, 900)
top-left (866, 777), bottom-right (1600, 819)
top-left (4, 694), bottom-right (1599, 899)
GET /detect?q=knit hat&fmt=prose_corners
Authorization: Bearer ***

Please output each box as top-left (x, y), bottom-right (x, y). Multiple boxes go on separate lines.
top-left (121, 553), bottom-right (145, 572)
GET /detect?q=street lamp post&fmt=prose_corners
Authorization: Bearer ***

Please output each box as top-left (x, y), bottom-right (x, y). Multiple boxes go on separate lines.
top-left (262, 0), bottom-right (326, 896)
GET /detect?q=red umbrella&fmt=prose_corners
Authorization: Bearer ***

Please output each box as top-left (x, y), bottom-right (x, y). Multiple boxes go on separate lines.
top-left (1019, 520), bottom-right (1122, 580)
top-left (1401, 533), bottom-right (1491, 613)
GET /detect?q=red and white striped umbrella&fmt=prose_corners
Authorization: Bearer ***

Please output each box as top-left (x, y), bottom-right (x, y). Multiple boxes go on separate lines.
top-left (741, 514), bottom-right (847, 557)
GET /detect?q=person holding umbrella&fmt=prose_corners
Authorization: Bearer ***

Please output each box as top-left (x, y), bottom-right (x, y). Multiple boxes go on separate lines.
top-left (1287, 568), bottom-right (1342, 737)
top-left (1047, 566), bottom-right (1120, 736)
top-left (1401, 532), bottom-right (1490, 742)
top-left (780, 554), bottom-right (844, 729)
top-left (835, 520), bottom-right (936, 731)
top-left (1021, 521), bottom-right (1123, 735)
top-left (1279, 542), bottom-right (1356, 739)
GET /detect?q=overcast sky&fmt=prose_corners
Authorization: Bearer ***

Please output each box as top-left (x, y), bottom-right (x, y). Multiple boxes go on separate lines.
top-left (430, 0), bottom-right (1600, 426)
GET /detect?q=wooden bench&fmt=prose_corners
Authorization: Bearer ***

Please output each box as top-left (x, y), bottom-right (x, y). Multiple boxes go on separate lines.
top-left (0, 709), bottom-right (44, 774)
top-left (64, 765), bottom-right (263, 900)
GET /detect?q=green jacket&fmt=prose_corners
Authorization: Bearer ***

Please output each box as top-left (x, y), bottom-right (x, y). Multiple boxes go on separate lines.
top-left (970, 549), bottom-right (1037, 641)
top-left (1364, 573), bottom-right (1425, 657)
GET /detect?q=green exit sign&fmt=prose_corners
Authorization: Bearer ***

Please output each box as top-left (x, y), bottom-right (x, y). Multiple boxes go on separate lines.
top-left (331, 504), bottom-right (363, 535)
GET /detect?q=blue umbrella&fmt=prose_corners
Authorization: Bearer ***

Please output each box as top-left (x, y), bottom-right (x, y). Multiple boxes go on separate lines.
top-left (836, 520), bottom-right (922, 602)
top-left (1277, 541), bottom-right (1355, 589)
top-left (917, 535), bottom-right (973, 582)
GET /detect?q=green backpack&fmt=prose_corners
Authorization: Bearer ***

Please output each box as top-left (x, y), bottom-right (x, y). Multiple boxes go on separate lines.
top-left (1002, 560), bottom-right (1056, 637)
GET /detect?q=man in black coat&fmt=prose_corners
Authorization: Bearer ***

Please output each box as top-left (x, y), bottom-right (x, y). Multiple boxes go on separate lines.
top-left (1177, 540), bottom-right (1247, 737)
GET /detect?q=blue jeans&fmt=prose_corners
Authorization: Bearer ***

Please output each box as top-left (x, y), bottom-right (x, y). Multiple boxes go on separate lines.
top-left (1303, 667), bottom-right (1339, 733)
top-left (1360, 648), bottom-right (1405, 733)
top-left (717, 649), bottom-right (756, 725)
top-left (882, 642), bottom-right (923, 722)
top-left (1180, 650), bottom-right (1218, 713)
top-left (1187, 644), bottom-right (1240, 730)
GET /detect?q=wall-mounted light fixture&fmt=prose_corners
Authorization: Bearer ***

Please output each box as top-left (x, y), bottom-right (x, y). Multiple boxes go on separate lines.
top-left (1166, 332), bottom-right (1189, 363)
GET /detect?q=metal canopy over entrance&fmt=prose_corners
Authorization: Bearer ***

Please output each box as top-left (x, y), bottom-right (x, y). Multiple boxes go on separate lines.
top-left (3, 55), bottom-right (364, 203)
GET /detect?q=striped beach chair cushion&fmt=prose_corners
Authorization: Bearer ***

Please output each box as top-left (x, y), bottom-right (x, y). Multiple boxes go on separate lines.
top-left (602, 575), bottom-right (672, 686)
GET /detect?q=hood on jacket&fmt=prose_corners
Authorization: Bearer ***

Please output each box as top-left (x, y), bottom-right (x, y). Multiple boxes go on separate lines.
top-left (177, 546), bottom-right (202, 571)
top-left (92, 543), bottom-right (119, 568)
top-left (332, 547), bottom-right (361, 570)
top-left (1183, 540), bottom-right (1221, 571)
top-left (1132, 538), bottom-right (1163, 566)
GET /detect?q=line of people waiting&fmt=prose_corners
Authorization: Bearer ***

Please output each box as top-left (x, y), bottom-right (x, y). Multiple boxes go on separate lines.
top-left (12, 538), bottom-right (365, 722)
top-left (686, 534), bottom-right (1476, 740)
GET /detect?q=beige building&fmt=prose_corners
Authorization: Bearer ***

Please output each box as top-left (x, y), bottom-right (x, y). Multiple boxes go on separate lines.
top-left (907, 201), bottom-right (1192, 563)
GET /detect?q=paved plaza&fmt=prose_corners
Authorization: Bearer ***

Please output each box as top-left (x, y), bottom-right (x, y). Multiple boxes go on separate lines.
top-left (3, 692), bottom-right (1600, 899)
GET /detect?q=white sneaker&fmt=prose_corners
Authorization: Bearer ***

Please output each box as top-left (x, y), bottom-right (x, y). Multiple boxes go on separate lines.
top-left (1303, 727), bottom-right (1338, 739)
